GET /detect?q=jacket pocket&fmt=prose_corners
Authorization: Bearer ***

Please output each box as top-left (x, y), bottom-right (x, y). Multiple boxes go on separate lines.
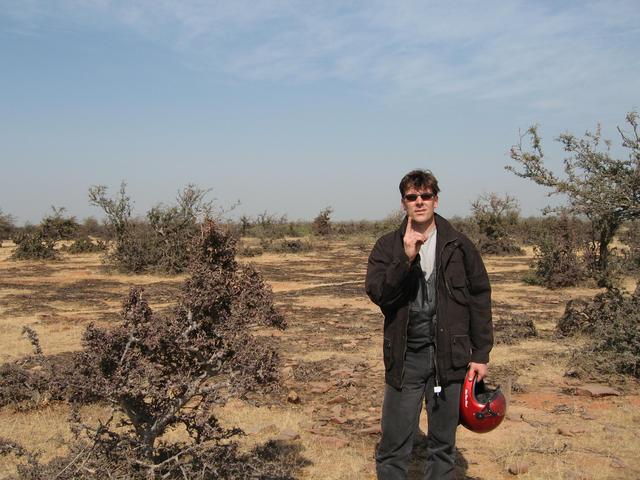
top-left (383, 337), bottom-right (393, 371)
top-left (451, 335), bottom-right (471, 368)
top-left (447, 273), bottom-right (469, 306)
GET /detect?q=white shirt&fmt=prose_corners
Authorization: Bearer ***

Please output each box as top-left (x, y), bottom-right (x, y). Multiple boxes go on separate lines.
top-left (419, 227), bottom-right (437, 278)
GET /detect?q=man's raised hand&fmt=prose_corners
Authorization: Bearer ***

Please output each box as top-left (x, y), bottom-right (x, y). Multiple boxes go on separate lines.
top-left (403, 217), bottom-right (427, 262)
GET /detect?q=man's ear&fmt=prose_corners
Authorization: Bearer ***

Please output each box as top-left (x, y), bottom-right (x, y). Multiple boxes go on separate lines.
top-left (434, 196), bottom-right (439, 209)
top-left (401, 199), bottom-right (407, 213)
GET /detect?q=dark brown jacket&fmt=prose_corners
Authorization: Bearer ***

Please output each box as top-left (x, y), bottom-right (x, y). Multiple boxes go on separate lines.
top-left (365, 214), bottom-right (493, 389)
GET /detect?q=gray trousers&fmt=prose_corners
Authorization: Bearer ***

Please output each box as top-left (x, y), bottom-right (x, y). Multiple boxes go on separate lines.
top-left (376, 346), bottom-right (461, 480)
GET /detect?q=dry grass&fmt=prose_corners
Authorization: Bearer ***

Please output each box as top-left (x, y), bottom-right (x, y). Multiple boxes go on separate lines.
top-left (0, 239), bottom-right (639, 479)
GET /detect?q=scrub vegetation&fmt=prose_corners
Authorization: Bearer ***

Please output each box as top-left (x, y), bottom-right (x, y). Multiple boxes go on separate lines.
top-left (1, 111), bottom-right (638, 479)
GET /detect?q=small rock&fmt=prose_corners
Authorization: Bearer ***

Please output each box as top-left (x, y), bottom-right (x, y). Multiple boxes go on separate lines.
top-left (327, 395), bottom-right (348, 404)
top-left (508, 462), bottom-right (530, 475)
top-left (552, 404), bottom-right (572, 414)
top-left (330, 416), bottom-right (348, 424)
top-left (579, 412), bottom-right (596, 421)
top-left (357, 425), bottom-right (381, 435)
top-left (571, 384), bottom-right (621, 397)
top-left (287, 390), bottom-right (301, 404)
top-left (281, 366), bottom-right (294, 380)
top-left (557, 427), bottom-right (574, 437)
top-left (310, 384), bottom-right (332, 394)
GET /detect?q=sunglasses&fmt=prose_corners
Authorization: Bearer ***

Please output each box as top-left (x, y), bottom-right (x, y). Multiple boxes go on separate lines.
top-left (403, 192), bottom-right (435, 202)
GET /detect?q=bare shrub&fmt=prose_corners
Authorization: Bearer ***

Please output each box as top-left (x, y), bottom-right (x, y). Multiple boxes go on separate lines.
top-left (89, 183), bottom-right (217, 273)
top-left (557, 288), bottom-right (630, 336)
top-left (0, 329), bottom-right (98, 410)
top-left (108, 220), bottom-right (156, 273)
top-left (239, 214), bottom-right (253, 236)
top-left (10, 230), bottom-right (58, 261)
top-left (253, 238), bottom-right (315, 255)
top-left (494, 316), bottom-right (538, 345)
top-left (63, 237), bottom-right (107, 254)
top-left (0, 208), bottom-right (16, 244)
top-left (1, 220), bottom-right (300, 479)
top-left (238, 244), bottom-right (264, 257)
top-left (88, 182), bottom-right (153, 272)
top-left (273, 239), bottom-right (313, 254)
top-left (471, 193), bottom-right (523, 255)
top-left (78, 216), bottom-right (108, 239)
top-left (524, 213), bottom-right (586, 288)
top-left (312, 206), bottom-right (333, 236)
top-left (621, 220), bottom-right (640, 273)
top-left (558, 285), bottom-right (640, 379)
top-left (448, 215), bottom-right (480, 246)
top-left (250, 211), bottom-right (290, 240)
top-left (39, 207), bottom-right (79, 240)
top-left (10, 207), bottom-right (80, 261)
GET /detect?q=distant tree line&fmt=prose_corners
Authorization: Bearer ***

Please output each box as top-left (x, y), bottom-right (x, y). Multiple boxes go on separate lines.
top-left (2, 107), bottom-right (638, 286)
top-left (3, 190), bottom-right (639, 287)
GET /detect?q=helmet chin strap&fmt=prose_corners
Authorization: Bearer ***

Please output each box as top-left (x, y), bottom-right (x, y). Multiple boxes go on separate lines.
top-left (474, 402), bottom-right (501, 419)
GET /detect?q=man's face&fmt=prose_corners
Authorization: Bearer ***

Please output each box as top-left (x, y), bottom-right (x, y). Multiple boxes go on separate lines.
top-left (401, 185), bottom-right (438, 226)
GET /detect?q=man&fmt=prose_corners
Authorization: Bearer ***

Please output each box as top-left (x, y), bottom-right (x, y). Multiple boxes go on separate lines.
top-left (365, 170), bottom-right (493, 479)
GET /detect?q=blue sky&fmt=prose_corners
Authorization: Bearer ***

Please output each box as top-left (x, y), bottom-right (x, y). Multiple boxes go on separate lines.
top-left (1, 0), bottom-right (638, 224)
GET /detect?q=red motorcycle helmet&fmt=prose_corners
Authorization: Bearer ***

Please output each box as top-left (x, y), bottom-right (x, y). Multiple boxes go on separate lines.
top-left (459, 372), bottom-right (507, 433)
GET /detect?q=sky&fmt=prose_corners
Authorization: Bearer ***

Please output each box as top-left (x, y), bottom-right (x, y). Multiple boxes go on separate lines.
top-left (1, 0), bottom-right (639, 224)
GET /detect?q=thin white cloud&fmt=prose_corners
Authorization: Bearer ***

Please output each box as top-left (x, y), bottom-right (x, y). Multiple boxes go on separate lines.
top-left (2, 0), bottom-right (639, 106)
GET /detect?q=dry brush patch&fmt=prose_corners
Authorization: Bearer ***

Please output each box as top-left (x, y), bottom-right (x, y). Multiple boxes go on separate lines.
top-left (0, 221), bottom-right (307, 479)
top-left (1, 236), bottom-right (639, 479)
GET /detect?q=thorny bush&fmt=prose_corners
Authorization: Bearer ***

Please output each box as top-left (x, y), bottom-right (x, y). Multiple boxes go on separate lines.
top-left (621, 220), bottom-right (640, 273)
top-left (312, 207), bottom-right (333, 236)
top-left (10, 230), bottom-right (59, 261)
top-left (10, 207), bottom-right (79, 261)
top-left (0, 220), bottom-right (305, 479)
top-left (0, 208), bottom-right (16, 243)
top-left (62, 236), bottom-right (107, 254)
top-left (39, 207), bottom-right (79, 241)
top-left (524, 214), bottom-right (586, 288)
top-left (508, 111), bottom-right (640, 284)
top-left (558, 284), bottom-right (640, 379)
top-left (89, 183), bottom-right (217, 273)
top-left (471, 193), bottom-right (523, 255)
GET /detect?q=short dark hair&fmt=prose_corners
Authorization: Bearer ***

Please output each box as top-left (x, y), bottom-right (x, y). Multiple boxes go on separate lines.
top-left (399, 170), bottom-right (440, 197)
